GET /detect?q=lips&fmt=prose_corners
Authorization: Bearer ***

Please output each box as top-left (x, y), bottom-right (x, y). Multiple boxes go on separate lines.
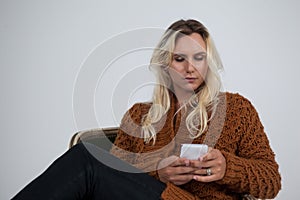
top-left (185, 77), bottom-right (197, 83)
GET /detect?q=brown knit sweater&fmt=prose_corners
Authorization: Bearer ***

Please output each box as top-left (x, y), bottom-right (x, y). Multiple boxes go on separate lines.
top-left (111, 92), bottom-right (281, 199)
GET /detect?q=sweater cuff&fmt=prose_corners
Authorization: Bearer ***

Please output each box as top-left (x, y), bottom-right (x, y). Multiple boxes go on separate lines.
top-left (216, 151), bottom-right (245, 186)
top-left (161, 182), bottom-right (199, 200)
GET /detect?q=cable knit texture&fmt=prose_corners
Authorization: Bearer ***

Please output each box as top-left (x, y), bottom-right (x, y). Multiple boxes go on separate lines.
top-left (111, 92), bottom-right (281, 200)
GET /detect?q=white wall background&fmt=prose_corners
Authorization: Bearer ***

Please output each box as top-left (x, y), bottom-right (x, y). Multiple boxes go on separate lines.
top-left (1, 0), bottom-right (299, 199)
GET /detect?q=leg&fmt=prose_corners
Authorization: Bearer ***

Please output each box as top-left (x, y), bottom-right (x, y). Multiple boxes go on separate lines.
top-left (12, 143), bottom-right (165, 200)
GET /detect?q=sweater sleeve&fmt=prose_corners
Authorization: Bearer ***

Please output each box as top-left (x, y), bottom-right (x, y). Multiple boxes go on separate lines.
top-left (110, 103), bottom-right (147, 164)
top-left (216, 94), bottom-right (281, 199)
top-left (110, 103), bottom-right (165, 172)
top-left (111, 104), bottom-right (201, 200)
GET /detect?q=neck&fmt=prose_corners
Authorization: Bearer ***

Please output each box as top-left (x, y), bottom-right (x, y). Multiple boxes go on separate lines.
top-left (173, 90), bottom-right (193, 110)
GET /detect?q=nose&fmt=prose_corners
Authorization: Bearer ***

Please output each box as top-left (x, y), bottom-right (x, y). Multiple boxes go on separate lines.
top-left (186, 59), bottom-right (195, 73)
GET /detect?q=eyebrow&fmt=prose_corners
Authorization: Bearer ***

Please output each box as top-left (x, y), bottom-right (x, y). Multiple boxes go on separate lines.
top-left (173, 52), bottom-right (207, 57)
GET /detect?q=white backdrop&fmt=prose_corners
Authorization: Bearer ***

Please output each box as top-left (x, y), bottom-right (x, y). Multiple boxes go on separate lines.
top-left (1, 0), bottom-right (299, 199)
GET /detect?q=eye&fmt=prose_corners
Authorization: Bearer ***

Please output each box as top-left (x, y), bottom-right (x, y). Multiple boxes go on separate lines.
top-left (174, 55), bottom-right (185, 62)
top-left (194, 55), bottom-right (206, 61)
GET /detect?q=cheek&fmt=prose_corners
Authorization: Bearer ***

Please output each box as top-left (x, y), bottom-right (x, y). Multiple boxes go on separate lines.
top-left (195, 64), bottom-right (208, 78)
top-left (168, 68), bottom-right (182, 81)
top-left (168, 62), bottom-right (186, 80)
top-left (170, 61), bottom-right (185, 73)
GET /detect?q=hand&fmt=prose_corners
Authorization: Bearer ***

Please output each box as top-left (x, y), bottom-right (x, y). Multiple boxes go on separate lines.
top-left (157, 155), bottom-right (196, 185)
top-left (190, 148), bottom-right (226, 182)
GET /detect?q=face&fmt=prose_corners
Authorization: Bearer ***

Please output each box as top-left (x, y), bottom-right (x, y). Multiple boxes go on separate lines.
top-left (168, 33), bottom-right (208, 98)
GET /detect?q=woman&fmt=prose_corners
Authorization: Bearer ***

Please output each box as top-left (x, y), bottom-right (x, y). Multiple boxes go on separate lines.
top-left (12, 19), bottom-right (281, 200)
top-left (110, 19), bottom-right (281, 199)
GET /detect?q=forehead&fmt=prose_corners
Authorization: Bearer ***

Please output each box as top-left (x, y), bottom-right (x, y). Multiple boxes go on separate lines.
top-left (174, 33), bottom-right (206, 53)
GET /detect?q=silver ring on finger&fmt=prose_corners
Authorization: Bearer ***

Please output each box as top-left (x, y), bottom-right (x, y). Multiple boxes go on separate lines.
top-left (206, 168), bottom-right (212, 176)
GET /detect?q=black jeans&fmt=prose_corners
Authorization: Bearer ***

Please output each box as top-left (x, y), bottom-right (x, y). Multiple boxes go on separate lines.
top-left (12, 143), bottom-right (166, 200)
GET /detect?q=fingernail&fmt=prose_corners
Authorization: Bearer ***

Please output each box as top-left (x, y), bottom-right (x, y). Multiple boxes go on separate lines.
top-left (185, 160), bottom-right (189, 166)
top-left (193, 176), bottom-right (197, 180)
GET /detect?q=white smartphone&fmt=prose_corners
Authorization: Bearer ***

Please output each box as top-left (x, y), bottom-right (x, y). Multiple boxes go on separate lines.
top-left (180, 144), bottom-right (208, 160)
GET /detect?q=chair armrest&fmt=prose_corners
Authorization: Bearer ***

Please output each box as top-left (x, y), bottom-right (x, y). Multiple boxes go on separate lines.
top-left (69, 127), bottom-right (119, 150)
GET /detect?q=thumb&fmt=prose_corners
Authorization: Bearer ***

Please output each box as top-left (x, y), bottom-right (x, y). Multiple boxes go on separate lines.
top-left (157, 155), bottom-right (179, 170)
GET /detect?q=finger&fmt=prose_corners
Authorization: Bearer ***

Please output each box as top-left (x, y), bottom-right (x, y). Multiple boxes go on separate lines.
top-left (201, 149), bottom-right (218, 161)
top-left (170, 174), bottom-right (194, 185)
top-left (201, 147), bottom-right (213, 158)
top-left (190, 155), bottom-right (220, 168)
top-left (193, 168), bottom-right (208, 176)
top-left (171, 157), bottom-right (191, 167)
top-left (196, 160), bottom-right (215, 168)
top-left (158, 166), bottom-right (196, 184)
top-left (189, 160), bottom-right (203, 168)
top-left (158, 155), bottom-right (179, 169)
top-left (193, 174), bottom-right (218, 183)
top-left (174, 166), bottom-right (196, 175)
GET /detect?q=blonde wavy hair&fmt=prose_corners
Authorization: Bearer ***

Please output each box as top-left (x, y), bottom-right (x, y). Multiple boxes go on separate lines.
top-left (142, 19), bottom-right (224, 144)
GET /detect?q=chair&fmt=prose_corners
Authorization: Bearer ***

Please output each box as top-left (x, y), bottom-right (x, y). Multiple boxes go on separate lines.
top-left (69, 127), bottom-right (265, 200)
top-left (69, 127), bottom-right (119, 150)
